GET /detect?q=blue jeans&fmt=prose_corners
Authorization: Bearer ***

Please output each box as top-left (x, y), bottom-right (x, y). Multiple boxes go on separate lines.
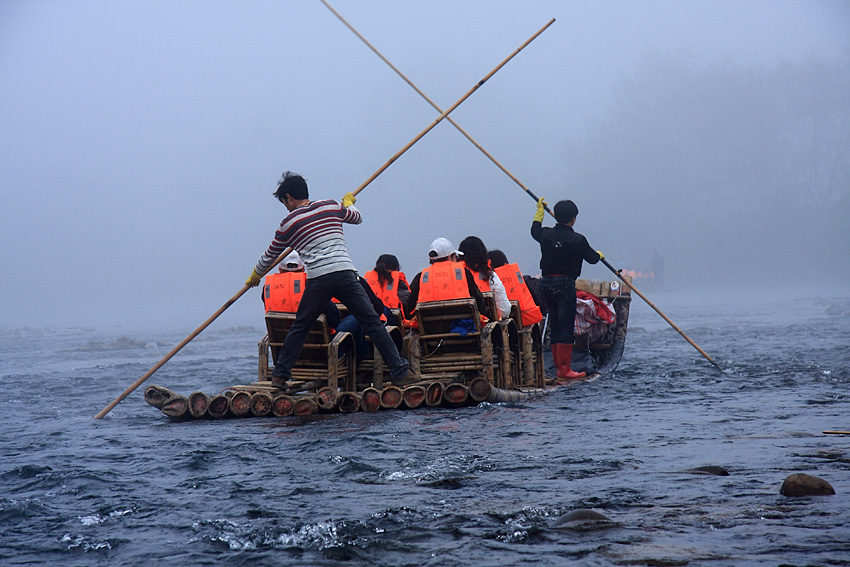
top-left (336, 314), bottom-right (369, 361)
top-left (540, 275), bottom-right (577, 345)
top-left (272, 270), bottom-right (409, 381)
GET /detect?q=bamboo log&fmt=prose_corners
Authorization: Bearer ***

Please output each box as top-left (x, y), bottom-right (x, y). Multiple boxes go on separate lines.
top-left (207, 394), bottom-right (230, 419)
top-left (144, 385), bottom-right (175, 409)
top-left (402, 385), bottom-right (426, 409)
top-left (421, 364), bottom-right (484, 372)
top-left (468, 377), bottom-right (491, 403)
top-left (160, 394), bottom-right (189, 420)
top-left (250, 391), bottom-right (274, 417)
top-left (425, 381), bottom-right (444, 407)
top-left (294, 396), bottom-right (318, 416)
top-left (360, 387), bottom-right (381, 412)
top-left (229, 391), bottom-right (252, 417)
top-left (443, 383), bottom-right (470, 406)
top-left (187, 391), bottom-right (211, 419)
top-left (271, 394), bottom-right (295, 417)
top-left (380, 385), bottom-right (403, 409)
top-left (486, 386), bottom-right (529, 403)
top-left (316, 386), bottom-right (339, 411)
top-left (338, 392), bottom-right (361, 413)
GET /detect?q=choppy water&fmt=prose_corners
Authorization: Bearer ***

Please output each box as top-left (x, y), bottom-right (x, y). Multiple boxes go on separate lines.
top-left (2, 290), bottom-right (849, 566)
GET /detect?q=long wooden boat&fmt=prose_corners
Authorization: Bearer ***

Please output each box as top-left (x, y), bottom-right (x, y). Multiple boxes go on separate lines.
top-left (145, 276), bottom-right (631, 420)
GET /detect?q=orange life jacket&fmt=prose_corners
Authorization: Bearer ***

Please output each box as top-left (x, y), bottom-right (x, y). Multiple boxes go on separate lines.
top-left (494, 263), bottom-right (543, 326)
top-left (418, 261), bottom-right (470, 302)
top-left (263, 272), bottom-right (307, 313)
top-left (462, 262), bottom-right (493, 293)
top-left (363, 269), bottom-right (408, 309)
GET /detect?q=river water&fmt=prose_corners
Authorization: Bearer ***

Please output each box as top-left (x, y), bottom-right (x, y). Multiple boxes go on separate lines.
top-left (1, 289), bottom-right (848, 566)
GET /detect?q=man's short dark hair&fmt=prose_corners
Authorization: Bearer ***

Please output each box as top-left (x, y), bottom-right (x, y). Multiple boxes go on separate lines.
top-left (273, 171), bottom-right (309, 201)
top-left (554, 199), bottom-right (578, 224)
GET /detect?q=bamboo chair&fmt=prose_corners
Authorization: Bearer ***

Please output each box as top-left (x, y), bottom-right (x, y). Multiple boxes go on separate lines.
top-left (334, 304), bottom-right (405, 388)
top-left (410, 298), bottom-right (502, 384)
top-left (262, 311), bottom-right (356, 391)
top-left (481, 291), bottom-right (522, 389)
top-left (508, 300), bottom-right (545, 388)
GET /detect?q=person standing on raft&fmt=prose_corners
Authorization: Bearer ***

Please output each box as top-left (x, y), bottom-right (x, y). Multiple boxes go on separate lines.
top-left (531, 198), bottom-right (603, 381)
top-left (246, 171), bottom-right (410, 388)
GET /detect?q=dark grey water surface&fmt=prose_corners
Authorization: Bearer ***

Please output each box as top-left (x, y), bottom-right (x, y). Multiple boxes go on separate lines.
top-left (2, 290), bottom-right (848, 566)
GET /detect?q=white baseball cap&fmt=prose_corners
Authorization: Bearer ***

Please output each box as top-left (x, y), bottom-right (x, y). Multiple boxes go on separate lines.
top-left (428, 237), bottom-right (462, 260)
top-left (279, 250), bottom-right (304, 272)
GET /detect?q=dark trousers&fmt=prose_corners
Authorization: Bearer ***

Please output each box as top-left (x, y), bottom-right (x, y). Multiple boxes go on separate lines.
top-left (272, 270), bottom-right (408, 380)
top-left (540, 275), bottom-right (577, 345)
top-left (336, 314), bottom-right (369, 361)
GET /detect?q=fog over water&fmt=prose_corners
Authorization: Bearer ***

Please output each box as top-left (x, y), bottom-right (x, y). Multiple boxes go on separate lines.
top-left (1, 0), bottom-right (848, 330)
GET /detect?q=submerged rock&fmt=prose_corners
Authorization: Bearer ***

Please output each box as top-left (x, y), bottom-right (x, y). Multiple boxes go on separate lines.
top-left (553, 509), bottom-right (616, 531)
top-left (683, 465), bottom-right (729, 476)
top-left (780, 473), bottom-right (835, 497)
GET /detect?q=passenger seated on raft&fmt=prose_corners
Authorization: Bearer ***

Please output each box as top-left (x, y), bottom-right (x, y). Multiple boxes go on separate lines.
top-left (486, 249), bottom-right (544, 327)
top-left (334, 276), bottom-right (397, 361)
top-left (262, 251), bottom-right (341, 329)
top-left (403, 237), bottom-right (486, 327)
top-left (363, 254), bottom-right (410, 321)
top-left (457, 236), bottom-right (511, 320)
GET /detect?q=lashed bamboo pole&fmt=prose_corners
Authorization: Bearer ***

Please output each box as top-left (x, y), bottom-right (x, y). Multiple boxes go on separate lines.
top-left (320, 0), bottom-right (553, 212)
top-left (601, 258), bottom-right (721, 370)
top-left (320, 1), bottom-right (718, 371)
top-left (93, 19), bottom-right (553, 419)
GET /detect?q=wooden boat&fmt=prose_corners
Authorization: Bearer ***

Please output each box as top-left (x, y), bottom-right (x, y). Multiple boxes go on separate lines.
top-left (145, 276), bottom-right (631, 420)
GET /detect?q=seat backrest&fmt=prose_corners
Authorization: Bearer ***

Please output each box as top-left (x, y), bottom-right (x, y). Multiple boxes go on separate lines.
top-left (264, 312), bottom-right (332, 364)
top-left (508, 299), bottom-right (523, 327)
top-left (481, 291), bottom-right (499, 321)
top-left (415, 298), bottom-right (481, 336)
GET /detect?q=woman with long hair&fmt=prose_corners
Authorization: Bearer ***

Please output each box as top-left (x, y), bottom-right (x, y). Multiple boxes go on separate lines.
top-left (457, 236), bottom-right (511, 320)
top-left (363, 253), bottom-right (410, 312)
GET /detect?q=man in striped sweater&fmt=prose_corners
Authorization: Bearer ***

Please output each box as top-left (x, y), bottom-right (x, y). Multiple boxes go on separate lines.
top-left (246, 171), bottom-right (410, 387)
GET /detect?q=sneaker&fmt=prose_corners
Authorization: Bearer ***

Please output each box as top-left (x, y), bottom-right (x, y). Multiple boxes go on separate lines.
top-left (389, 359), bottom-right (412, 384)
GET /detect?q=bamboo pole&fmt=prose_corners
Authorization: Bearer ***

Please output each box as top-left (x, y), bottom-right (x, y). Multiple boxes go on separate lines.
top-left (319, 0), bottom-right (719, 371)
top-left (93, 18), bottom-right (553, 419)
top-left (348, 17), bottom-right (555, 198)
top-left (600, 258), bottom-right (721, 371)
top-left (320, 0), bottom-right (554, 213)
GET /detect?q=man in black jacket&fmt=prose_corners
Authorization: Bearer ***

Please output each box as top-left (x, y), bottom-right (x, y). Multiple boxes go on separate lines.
top-left (531, 198), bottom-right (603, 381)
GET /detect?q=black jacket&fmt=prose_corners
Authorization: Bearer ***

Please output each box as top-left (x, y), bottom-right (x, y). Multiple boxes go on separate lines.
top-left (531, 221), bottom-right (601, 278)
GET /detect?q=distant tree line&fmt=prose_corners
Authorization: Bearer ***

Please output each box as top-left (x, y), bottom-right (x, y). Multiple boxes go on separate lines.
top-left (564, 51), bottom-right (850, 283)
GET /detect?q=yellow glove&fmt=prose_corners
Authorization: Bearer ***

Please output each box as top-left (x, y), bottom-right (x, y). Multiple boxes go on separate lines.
top-left (342, 192), bottom-right (356, 208)
top-left (533, 197), bottom-right (547, 223)
top-left (597, 250), bottom-right (605, 260)
top-left (245, 269), bottom-right (263, 287)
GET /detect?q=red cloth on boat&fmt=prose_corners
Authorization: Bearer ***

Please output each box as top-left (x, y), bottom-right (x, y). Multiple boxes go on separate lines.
top-left (574, 290), bottom-right (615, 342)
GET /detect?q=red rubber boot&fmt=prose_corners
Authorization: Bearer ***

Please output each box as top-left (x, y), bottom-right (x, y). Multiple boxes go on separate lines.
top-left (554, 343), bottom-right (585, 381)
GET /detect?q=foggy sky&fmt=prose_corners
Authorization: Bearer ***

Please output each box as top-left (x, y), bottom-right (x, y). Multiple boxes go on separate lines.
top-left (1, 0), bottom-right (847, 330)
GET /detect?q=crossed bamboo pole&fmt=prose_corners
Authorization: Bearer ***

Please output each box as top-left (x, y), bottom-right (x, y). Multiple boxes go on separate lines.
top-left (321, 0), bottom-right (721, 371)
top-left (93, 17), bottom-right (556, 419)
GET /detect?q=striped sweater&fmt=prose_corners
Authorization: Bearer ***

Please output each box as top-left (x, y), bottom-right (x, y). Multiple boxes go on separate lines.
top-left (255, 199), bottom-right (362, 279)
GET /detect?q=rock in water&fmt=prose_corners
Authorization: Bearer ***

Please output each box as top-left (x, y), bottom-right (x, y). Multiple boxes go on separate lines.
top-left (780, 473), bottom-right (835, 496)
top-left (553, 509), bottom-right (616, 531)
top-left (683, 465), bottom-right (729, 476)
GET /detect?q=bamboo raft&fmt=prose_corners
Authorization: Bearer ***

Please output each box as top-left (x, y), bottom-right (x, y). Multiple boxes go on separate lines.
top-left (146, 277), bottom-right (631, 420)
